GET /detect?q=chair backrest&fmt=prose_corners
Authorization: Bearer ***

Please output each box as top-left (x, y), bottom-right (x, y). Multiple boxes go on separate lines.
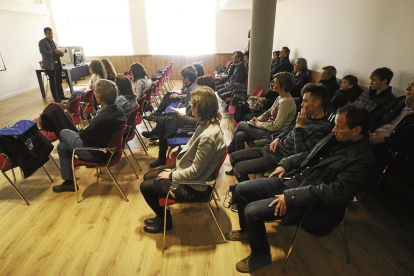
top-left (213, 146), bottom-right (228, 180)
top-left (68, 96), bottom-right (81, 117)
top-left (83, 90), bottom-right (95, 107)
top-left (0, 153), bottom-right (16, 172)
top-left (137, 95), bottom-right (147, 115)
top-left (126, 105), bottom-right (140, 141)
top-left (106, 123), bottom-right (128, 166)
top-left (253, 87), bottom-right (264, 97)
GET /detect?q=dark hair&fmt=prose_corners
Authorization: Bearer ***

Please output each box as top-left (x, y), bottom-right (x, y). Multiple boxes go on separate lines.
top-left (101, 59), bottom-right (117, 81)
top-left (273, 51), bottom-right (280, 56)
top-left (95, 79), bottom-right (118, 105)
top-left (274, 72), bottom-right (294, 92)
top-left (180, 65), bottom-right (197, 82)
top-left (282, 46), bottom-right (290, 57)
top-left (44, 27), bottom-right (52, 34)
top-left (89, 60), bottom-right (107, 79)
top-left (234, 51), bottom-right (244, 60)
top-left (342, 75), bottom-right (359, 87)
top-left (337, 104), bottom-right (371, 136)
top-left (370, 67), bottom-right (394, 85)
top-left (301, 83), bottom-right (329, 108)
top-left (196, 75), bottom-right (216, 90)
top-left (192, 63), bottom-right (205, 77)
top-left (115, 75), bottom-right (136, 100)
top-left (322, 66), bottom-right (337, 77)
top-left (130, 63), bottom-right (148, 82)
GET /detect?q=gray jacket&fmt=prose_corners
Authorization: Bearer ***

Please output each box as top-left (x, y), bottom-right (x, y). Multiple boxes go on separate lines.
top-left (39, 37), bottom-right (60, 70)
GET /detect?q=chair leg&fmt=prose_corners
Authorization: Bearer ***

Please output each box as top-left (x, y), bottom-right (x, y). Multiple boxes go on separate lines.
top-left (1, 171), bottom-right (30, 205)
top-left (341, 208), bottom-right (351, 264)
top-left (163, 193), bottom-right (171, 250)
top-left (213, 187), bottom-right (221, 201)
top-left (208, 202), bottom-right (227, 243)
top-left (122, 149), bottom-right (139, 179)
top-left (106, 167), bottom-right (129, 202)
top-left (135, 130), bottom-right (148, 155)
top-left (72, 158), bottom-right (80, 203)
top-left (283, 224), bottom-right (301, 273)
top-left (127, 143), bottom-right (142, 171)
top-left (49, 154), bottom-right (60, 171)
top-left (211, 193), bottom-right (219, 210)
top-left (42, 166), bottom-right (53, 182)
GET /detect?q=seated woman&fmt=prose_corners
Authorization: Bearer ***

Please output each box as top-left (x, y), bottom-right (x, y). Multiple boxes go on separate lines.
top-left (140, 86), bottom-right (226, 233)
top-left (325, 75), bottom-right (363, 115)
top-left (115, 75), bottom-right (137, 117)
top-left (130, 62), bottom-right (152, 98)
top-left (68, 60), bottom-right (107, 101)
top-left (227, 72), bottom-right (297, 160)
top-left (290, 57), bottom-right (310, 98)
top-left (101, 58), bottom-right (117, 82)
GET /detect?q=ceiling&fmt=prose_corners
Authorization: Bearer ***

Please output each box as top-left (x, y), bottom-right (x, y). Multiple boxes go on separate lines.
top-left (220, 0), bottom-right (252, 10)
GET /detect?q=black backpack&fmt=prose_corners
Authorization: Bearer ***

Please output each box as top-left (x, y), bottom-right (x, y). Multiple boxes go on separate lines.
top-left (234, 101), bottom-right (250, 123)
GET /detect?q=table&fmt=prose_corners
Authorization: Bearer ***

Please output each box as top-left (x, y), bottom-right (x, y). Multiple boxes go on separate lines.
top-left (35, 62), bottom-right (90, 98)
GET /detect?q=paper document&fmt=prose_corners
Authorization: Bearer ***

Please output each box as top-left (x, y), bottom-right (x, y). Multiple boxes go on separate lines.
top-left (171, 107), bottom-right (186, 115)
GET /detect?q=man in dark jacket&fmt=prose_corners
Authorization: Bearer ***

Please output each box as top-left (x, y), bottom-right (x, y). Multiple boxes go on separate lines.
top-left (53, 79), bottom-right (126, 192)
top-left (371, 78), bottom-right (414, 160)
top-left (270, 47), bottom-right (293, 78)
top-left (318, 65), bottom-right (339, 101)
top-left (225, 104), bottom-right (375, 273)
top-left (216, 51), bottom-right (248, 99)
top-left (356, 67), bottom-right (396, 129)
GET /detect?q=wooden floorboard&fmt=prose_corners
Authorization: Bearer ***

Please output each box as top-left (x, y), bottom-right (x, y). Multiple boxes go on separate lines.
top-left (0, 78), bottom-right (413, 275)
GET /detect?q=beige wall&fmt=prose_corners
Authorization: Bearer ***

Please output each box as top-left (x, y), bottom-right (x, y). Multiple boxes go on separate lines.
top-left (273, 0), bottom-right (414, 96)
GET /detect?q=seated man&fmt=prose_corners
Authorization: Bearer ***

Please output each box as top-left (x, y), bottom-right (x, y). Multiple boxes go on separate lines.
top-left (226, 104), bottom-right (375, 273)
top-left (356, 67), bottom-right (396, 128)
top-left (228, 84), bottom-right (332, 181)
top-left (270, 47), bottom-right (293, 78)
top-left (145, 65), bottom-right (198, 122)
top-left (370, 77), bottom-right (414, 161)
top-left (216, 51), bottom-right (248, 100)
top-left (53, 79), bottom-right (126, 192)
top-left (318, 66), bottom-right (339, 101)
top-left (216, 61), bottom-right (235, 86)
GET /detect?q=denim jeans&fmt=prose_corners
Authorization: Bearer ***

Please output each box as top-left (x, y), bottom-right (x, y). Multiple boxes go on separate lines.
top-left (228, 121), bottom-right (271, 153)
top-left (233, 177), bottom-right (302, 256)
top-left (230, 146), bottom-right (285, 182)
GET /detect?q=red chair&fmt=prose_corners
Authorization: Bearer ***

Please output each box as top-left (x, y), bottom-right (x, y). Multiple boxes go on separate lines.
top-left (137, 94), bottom-right (153, 131)
top-left (133, 102), bottom-right (148, 155)
top-left (123, 105), bottom-right (143, 170)
top-left (159, 147), bottom-right (229, 249)
top-left (71, 123), bottom-right (138, 203)
top-left (67, 96), bottom-right (83, 127)
top-left (81, 90), bottom-right (96, 123)
top-left (39, 129), bottom-right (60, 170)
top-left (1, 152), bottom-right (53, 205)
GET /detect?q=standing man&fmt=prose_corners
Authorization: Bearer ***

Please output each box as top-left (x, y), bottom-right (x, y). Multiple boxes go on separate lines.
top-left (39, 27), bottom-right (68, 103)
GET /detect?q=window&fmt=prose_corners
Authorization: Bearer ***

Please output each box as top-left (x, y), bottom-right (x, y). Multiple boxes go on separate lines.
top-left (145, 0), bottom-right (215, 55)
top-left (49, 0), bottom-right (133, 56)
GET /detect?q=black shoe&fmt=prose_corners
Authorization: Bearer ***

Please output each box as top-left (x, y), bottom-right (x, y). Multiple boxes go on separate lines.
top-left (54, 99), bottom-right (62, 103)
top-left (144, 216), bottom-right (161, 226)
top-left (150, 158), bottom-right (166, 168)
top-left (61, 96), bottom-right (70, 100)
top-left (144, 114), bottom-right (159, 122)
top-left (225, 169), bottom-right (234, 175)
top-left (142, 131), bottom-right (159, 139)
top-left (143, 217), bottom-right (173, 234)
top-left (236, 253), bottom-right (272, 273)
top-left (52, 181), bottom-right (77, 193)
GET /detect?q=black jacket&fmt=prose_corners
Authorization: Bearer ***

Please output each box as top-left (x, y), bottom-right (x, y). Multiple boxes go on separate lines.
top-left (278, 133), bottom-right (375, 236)
top-left (325, 87), bottom-right (363, 115)
top-left (319, 76), bottom-right (340, 102)
top-left (291, 70), bottom-right (310, 98)
top-left (40, 103), bottom-right (78, 138)
top-left (228, 62), bottom-right (248, 85)
top-left (270, 58), bottom-right (293, 76)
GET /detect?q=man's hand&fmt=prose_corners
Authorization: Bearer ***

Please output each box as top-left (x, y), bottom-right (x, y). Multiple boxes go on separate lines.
top-left (370, 133), bottom-right (385, 145)
top-left (250, 117), bottom-right (258, 125)
top-left (269, 194), bottom-right (287, 216)
top-left (169, 146), bottom-right (180, 159)
top-left (157, 171), bottom-right (170, 180)
top-left (269, 138), bottom-right (279, 153)
top-left (176, 112), bottom-right (185, 118)
top-left (169, 93), bottom-right (178, 99)
top-left (269, 166), bottom-right (286, 178)
top-left (224, 82), bottom-right (229, 87)
top-left (296, 108), bottom-right (307, 128)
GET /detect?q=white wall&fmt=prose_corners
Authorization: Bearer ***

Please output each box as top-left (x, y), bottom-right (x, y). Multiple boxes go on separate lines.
top-left (273, 0), bottom-right (414, 96)
top-left (0, 0), bottom-right (52, 100)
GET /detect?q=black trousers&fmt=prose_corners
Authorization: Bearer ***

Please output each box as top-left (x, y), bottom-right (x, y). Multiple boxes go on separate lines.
top-left (45, 63), bottom-right (65, 100)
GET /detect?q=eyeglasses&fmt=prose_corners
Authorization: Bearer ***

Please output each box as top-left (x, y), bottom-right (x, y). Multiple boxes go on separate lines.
top-left (408, 83), bottom-right (414, 87)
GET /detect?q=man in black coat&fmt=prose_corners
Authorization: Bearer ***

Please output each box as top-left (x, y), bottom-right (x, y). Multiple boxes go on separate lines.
top-left (53, 80), bottom-right (126, 193)
top-left (216, 51), bottom-right (248, 99)
top-left (318, 65), bottom-right (340, 101)
top-left (225, 105), bottom-right (375, 273)
top-left (270, 46), bottom-right (293, 78)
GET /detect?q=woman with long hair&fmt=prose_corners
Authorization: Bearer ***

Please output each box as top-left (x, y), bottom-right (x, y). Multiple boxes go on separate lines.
top-left (101, 58), bottom-right (117, 82)
top-left (130, 62), bottom-right (152, 98)
top-left (140, 86), bottom-right (226, 233)
top-left (115, 75), bottom-right (137, 117)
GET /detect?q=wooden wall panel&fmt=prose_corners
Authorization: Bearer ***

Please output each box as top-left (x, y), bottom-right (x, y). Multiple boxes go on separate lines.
top-left (86, 54), bottom-right (233, 79)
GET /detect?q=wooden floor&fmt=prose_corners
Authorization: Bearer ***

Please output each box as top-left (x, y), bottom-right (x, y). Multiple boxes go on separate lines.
top-left (0, 79), bottom-right (413, 276)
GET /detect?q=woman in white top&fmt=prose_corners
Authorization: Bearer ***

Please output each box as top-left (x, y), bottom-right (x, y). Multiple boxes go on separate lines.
top-left (130, 62), bottom-right (152, 98)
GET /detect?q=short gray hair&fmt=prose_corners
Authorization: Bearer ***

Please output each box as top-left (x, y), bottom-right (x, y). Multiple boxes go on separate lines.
top-left (95, 79), bottom-right (118, 105)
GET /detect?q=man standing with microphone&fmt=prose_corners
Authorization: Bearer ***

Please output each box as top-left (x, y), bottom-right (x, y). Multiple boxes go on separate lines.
top-left (39, 27), bottom-right (68, 102)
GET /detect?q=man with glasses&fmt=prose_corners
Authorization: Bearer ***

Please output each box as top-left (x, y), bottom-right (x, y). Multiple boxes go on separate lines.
top-left (216, 51), bottom-right (248, 99)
